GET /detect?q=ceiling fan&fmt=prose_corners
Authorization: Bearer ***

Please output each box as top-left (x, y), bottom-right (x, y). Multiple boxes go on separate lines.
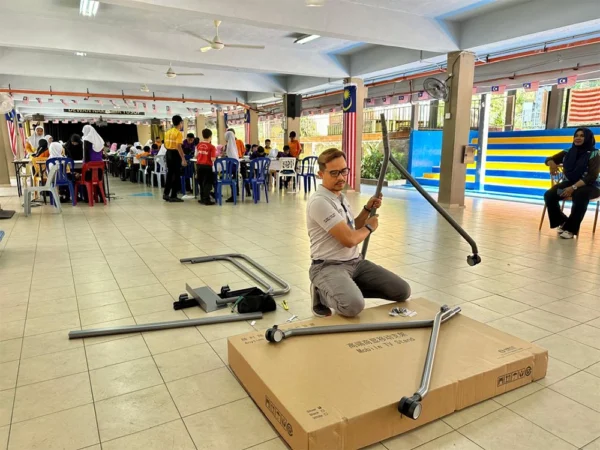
top-left (139, 64), bottom-right (204, 78)
top-left (183, 20), bottom-right (265, 53)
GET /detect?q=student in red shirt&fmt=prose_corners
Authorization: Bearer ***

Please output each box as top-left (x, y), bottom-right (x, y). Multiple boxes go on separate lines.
top-left (196, 128), bottom-right (218, 205)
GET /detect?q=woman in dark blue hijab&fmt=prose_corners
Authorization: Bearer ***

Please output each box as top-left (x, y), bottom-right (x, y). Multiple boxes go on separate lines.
top-left (544, 127), bottom-right (600, 239)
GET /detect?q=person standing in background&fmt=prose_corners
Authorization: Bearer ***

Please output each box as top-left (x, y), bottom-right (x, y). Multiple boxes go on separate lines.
top-left (196, 129), bottom-right (217, 205)
top-left (288, 131), bottom-right (302, 158)
top-left (81, 125), bottom-right (105, 162)
top-left (163, 115), bottom-right (187, 203)
top-left (182, 133), bottom-right (196, 192)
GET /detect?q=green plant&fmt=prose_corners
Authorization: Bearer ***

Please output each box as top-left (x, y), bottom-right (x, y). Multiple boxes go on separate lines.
top-left (360, 140), bottom-right (407, 180)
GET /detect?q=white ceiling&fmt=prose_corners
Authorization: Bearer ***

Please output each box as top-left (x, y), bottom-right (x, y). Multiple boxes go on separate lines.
top-left (0, 0), bottom-right (598, 120)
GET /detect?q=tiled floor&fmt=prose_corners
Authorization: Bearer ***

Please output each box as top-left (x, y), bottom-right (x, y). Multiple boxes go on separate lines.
top-left (0, 179), bottom-right (599, 450)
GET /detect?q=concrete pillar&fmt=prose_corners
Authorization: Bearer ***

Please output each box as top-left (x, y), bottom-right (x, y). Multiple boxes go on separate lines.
top-left (0, 115), bottom-right (13, 184)
top-left (429, 100), bottom-right (439, 128)
top-left (504, 89), bottom-right (517, 131)
top-left (136, 124), bottom-right (151, 145)
top-left (341, 78), bottom-right (366, 192)
top-left (438, 51), bottom-right (476, 207)
top-left (546, 85), bottom-right (565, 129)
top-left (410, 103), bottom-right (420, 131)
top-left (474, 93), bottom-right (490, 192)
top-left (183, 118), bottom-right (189, 135)
top-left (195, 114), bottom-right (206, 133)
top-left (248, 109), bottom-right (259, 145)
top-left (216, 110), bottom-right (226, 145)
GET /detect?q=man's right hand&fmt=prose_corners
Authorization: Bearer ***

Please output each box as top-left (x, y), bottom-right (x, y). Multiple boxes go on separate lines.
top-left (547, 160), bottom-right (558, 175)
top-left (366, 215), bottom-right (379, 232)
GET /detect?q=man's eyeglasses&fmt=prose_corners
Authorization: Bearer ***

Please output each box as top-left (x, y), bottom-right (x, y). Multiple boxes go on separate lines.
top-left (326, 168), bottom-right (350, 178)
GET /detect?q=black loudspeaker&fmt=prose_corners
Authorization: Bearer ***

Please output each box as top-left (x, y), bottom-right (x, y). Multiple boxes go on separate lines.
top-left (286, 94), bottom-right (302, 119)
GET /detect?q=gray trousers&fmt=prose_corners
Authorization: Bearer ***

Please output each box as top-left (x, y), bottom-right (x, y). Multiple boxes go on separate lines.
top-left (309, 258), bottom-right (411, 317)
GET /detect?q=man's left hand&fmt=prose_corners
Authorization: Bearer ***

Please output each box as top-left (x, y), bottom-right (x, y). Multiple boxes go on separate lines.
top-left (367, 194), bottom-right (383, 210)
top-left (561, 186), bottom-right (574, 198)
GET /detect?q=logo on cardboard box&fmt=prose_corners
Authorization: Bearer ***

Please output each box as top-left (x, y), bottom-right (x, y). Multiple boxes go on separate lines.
top-left (497, 366), bottom-right (532, 387)
top-left (266, 396), bottom-right (294, 436)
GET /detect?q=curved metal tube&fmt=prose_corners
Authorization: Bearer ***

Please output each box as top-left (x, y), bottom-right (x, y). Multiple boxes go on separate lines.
top-left (180, 253), bottom-right (290, 296)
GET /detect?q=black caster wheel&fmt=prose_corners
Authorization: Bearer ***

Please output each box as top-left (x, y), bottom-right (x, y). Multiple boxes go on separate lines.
top-left (178, 293), bottom-right (189, 301)
top-left (398, 396), bottom-right (422, 420)
top-left (265, 325), bottom-right (285, 343)
top-left (467, 254), bottom-right (482, 266)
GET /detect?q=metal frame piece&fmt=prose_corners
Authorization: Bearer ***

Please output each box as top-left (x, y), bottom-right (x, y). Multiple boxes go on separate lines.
top-left (370, 114), bottom-right (481, 266)
top-left (264, 305), bottom-right (460, 420)
top-left (68, 312), bottom-right (263, 339)
top-left (180, 253), bottom-right (290, 296)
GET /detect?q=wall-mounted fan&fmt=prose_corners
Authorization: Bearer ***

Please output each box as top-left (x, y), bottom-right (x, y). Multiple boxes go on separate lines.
top-left (423, 78), bottom-right (449, 101)
top-left (183, 20), bottom-right (265, 53)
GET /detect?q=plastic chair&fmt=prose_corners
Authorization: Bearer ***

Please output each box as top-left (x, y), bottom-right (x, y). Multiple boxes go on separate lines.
top-left (277, 157), bottom-right (298, 193)
top-left (180, 156), bottom-right (194, 194)
top-left (243, 157), bottom-right (271, 204)
top-left (296, 156), bottom-right (318, 193)
top-left (214, 158), bottom-right (239, 205)
top-left (539, 166), bottom-right (600, 235)
top-left (138, 157), bottom-right (150, 185)
top-left (152, 155), bottom-right (167, 189)
top-left (76, 161), bottom-right (107, 207)
top-left (18, 162), bottom-right (33, 192)
top-left (46, 157), bottom-right (76, 206)
top-left (23, 165), bottom-right (61, 216)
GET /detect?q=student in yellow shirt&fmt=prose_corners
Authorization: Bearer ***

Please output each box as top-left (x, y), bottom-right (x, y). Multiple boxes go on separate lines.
top-left (163, 115), bottom-right (188, 202)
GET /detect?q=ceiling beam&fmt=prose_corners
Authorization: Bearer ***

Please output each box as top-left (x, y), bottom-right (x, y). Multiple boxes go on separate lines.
top-left (101, 0), bottom-right (460, 52)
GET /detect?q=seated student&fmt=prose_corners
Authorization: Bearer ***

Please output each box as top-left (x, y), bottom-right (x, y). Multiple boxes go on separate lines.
top-left (544, 127), bottom-right (600, 239)
top-left (150, 143), bottom-right (159, 156)
top-left (250, 145), bottom-right (267, 160)
top-left (264, 139), bottom-right (273, 154)
top-left (196, 128), bottom-right (217, 205)
top-left (64, 134), bottom-right (83, 160)
top-left (244, 144), bottom-right (252, 156)
top-left (249, 144), bottom-right (258, 156)
top-left (307, 148), bottom-right (411, 317)
top-left (277, 145), bottom-right (292, 159)
top-left (34, 139), bottom-right (50, 158)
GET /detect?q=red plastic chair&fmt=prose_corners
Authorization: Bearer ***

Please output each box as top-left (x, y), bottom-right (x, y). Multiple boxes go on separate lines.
top-left (76, 162), bottom-right (107, 206)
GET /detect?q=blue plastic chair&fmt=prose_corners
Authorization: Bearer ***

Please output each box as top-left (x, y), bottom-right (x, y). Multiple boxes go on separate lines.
top-left (214, 158), bottom-right (239, 205)
top-left (243, 157), bottom-right (271, 204)
top-left (180, 155), bottom-right (194, 194)
top-left (296, 156), bottom-right (318, 193)
top-left (46, 157), bottom-right (75, 206)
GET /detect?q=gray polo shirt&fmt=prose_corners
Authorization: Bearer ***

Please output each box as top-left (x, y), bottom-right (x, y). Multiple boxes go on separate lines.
top-left (306, 185), bottom-right (360, 261)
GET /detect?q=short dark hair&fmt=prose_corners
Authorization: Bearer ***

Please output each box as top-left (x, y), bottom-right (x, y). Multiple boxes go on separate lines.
top-left (172, 115), bottom-right (183, 126)
top-left (257, 146), bottom-right (265, 153)
top-left (143, 146), bottom-right (150, 151)
top-left (289, 131), bottom-right (296, 138)
top-left (251, 144), bottom-right (258, 149)
top-left (151, 144), bottom-right (158, 150)
top-left (283, 145), bottom-right (290, 151)
top-left (265, 139), bottom-right (271, 143)
top-left (245, 144), bottom-right (251, 151)
top-left (201, 128), bottom-right (212, 139)
top-left (227, 128), bottom-right (235, 134)
top-left (318, 148), bottom-right (346, 171)
top-left (186, 133), bottom-right (194, 139)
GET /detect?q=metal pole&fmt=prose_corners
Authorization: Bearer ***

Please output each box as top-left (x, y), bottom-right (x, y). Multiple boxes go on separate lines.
top-left (474, 93), bottom-right (490, 192)
top-left (361, 113), bottom-right (390, 258)
top-left (180, 253), bottom-right (290, 296)
top-left (68, 312), bottom-right (263, 339)
top-left (415, 306), bottom-right (445, 398)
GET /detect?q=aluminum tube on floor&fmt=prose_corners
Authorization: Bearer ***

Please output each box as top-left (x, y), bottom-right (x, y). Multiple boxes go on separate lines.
top-left (387, 155), bottom-right (480, 257)
top-left (361, 113), bottom-right (390, 258)
top-left (415, 308), bottom-right (445, 399)
top-left (68, 312), bottom-right (263, 339)
top-left (284, 318), bottom-right (437, 339)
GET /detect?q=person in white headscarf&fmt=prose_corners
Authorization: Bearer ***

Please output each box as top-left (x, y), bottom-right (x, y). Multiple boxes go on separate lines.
top-left (26, 126), bottom-right (45, 154)
top-left (144, 139), bottom-right (153, 148)
top-left (45, 135), bottom-right (53, 145)
top-left (224, 130), bottom-right (238, 160)
top-left (49, 142), bottom-right (64, 158)
top-left (81, 125), bottom-right (105, 162)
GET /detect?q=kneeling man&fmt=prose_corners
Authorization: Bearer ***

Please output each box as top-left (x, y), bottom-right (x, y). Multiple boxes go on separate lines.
top-left (307, 148), bottom-right (411, 317)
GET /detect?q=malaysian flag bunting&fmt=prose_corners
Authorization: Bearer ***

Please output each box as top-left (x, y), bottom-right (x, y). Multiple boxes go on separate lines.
top-left (342, 84), bottom-right (357, 190)
top-left (36, 98), bottom-right (42, 104)
top-left (472, 87), bottom-right (478, 95)
top-left (309, 110), bottom-right (314, 116)
top-left (4, 110), bottom-right (18, 157)
top-left (557, 75), bottom-right (577, 89)
top-left (110, 100), bottom-right (117, 107)
top-left (133, 101), bottom-right (138, 111)
top-left (567, 86), bottom-right (600, 125)
top-left (397, 94), bottom-right (410, 104)
top-left (152, 104), bottom-right (156, 112)
top-left (72, 99), bottom-right (78, 104)
top-left (95, 99), bottom-right (103, 106)
top-left (166, 106), bottom-right (171, 113)
top-left (381, 96), bottom-right (391, 105)
top-left (123, 99), bottom-right (130, 106)
top-left (491, 85), bottom-right (506, 94)
top-left (22, 96), bottom-right (29, 105)
top-left (187, 107), bottom-right (193, 114)
top-left (194, 108), bottom-right (199, 114)
top-left (142, 102), bottom-right (147, 111)
top-left (417, 91), bottom-right (430, 101)
top-left (366, 98), bottom-right (374, 106)
top-left (244, 110), bottom-right (251, 143)
top-left (330, 107), bottom-right (337, 113)
top-left (61, 99), bottom-right (68, 106)
top-left (48, 98), bottom-right (54, 103)
top-left (53, 120), bottom-right (59, 124)
top-left (523, 81), bottom-right (539, 92)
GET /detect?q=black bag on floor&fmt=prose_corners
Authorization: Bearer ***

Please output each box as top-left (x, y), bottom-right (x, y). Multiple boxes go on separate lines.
top-left (220, 286), bottom-right (276, 313)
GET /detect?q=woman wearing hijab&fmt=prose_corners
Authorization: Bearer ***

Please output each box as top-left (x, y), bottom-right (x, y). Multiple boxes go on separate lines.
top-left (544, 127), bottom-right (600, 239)
top-left (26, 126), bottom-right (45, 154)
top-left (49, 142), bottom-right (64, 158)
top-left (222, 130), bottom-right (250, 202)
top-left (65, 134), bottom-right (83, 160)
top-left (34, 139), bottom-right (50, 158)
top-left (45, 135), bottom-right (53, 145)
top-left (82, 125), bottom-right (105, 162)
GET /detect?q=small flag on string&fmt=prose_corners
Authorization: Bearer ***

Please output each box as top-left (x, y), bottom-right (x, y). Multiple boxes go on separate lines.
top-left (117, 120), bottom-right (122, 124)
top-left (72, 119), bottom-right (78, 124)
top-left (187, 107), bottom-right (193, 114)
top-left (472, 86), bottom-right (478, 95)
top-left (95, 99), bottom-right (103, 106)
top-left (126, 121), bottom-right (132, 125)
top-left (381, 96), bottom-right (391, 105)
top-left (491, 85), bottom-right (506, 94)
top-left (48, 98), bottom-right (54, 103)
top-left (142, 102), bottom-right (147, 111)
top-left (523, 81), bottom-right (539, 92)
top-left (211, 107), bottom-right (215, 113)
top-left (330, 107), bottom-right (337, 113)
top-left (194, 108), bottom-right (199, 114)
top-left (36, 98), bottom-right (42, 104)
top-left (557, 75), bottom-right (577, 89)
top-left (72, 99), bottom-right (78, 104)
top-left (123, 99), bottom-right (130, 106)
top-left (397, 94), bottom-right (410, 104)
top-left (61, 99), bottom-right (68, 106)
top-left (152, 104), bottom-right (157, 112)
top-left (309, 110), bottom-right (314, 116)
top-left (133, 101), bottom-right (138, 111)
top-left (366, 98), bottom-right (374, 106)
top-left (417, 91), bottom-right (430, 101)
top-left (166, 105), bottom-right (171, 113)
top-left (110, 100), bottom-right (117, 106)
top-left (53, 120), bottom-right (59, 124)
top-left (22, 96), bottom-right (29, 104)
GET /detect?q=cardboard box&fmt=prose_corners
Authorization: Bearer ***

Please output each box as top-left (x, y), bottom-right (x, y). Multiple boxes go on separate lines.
top-left (228, 299), bottom-right (548, 450)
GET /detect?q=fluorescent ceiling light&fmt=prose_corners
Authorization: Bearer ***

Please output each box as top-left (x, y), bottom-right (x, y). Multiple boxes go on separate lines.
top-left (294, 34), bottom-right (321, 45)
top-left (80, 0), bottom-right (100, 17)
top-left (306, 0), bottom-right (325, 6)
top-left (75, 52), bottom-right (87, 56)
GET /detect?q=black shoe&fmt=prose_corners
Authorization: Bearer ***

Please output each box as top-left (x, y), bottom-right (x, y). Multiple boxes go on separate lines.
top-left (163, 194), bottom-right (170, 201)
top-left (169, 197), bottom-right (184, 203)
top-left (311, 284), bottom-right (332, 318)
top-left (198, 199), bottom-right (205, 204)
top-left (204, 201), bottom-right (216, 206)
top-left (226, 197), bottom-right (234, 203)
